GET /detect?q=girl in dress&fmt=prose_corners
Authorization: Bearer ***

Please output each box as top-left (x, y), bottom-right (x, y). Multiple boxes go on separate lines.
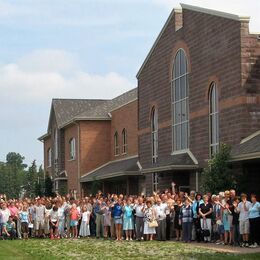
top-left (143, 199), bottom-right (156, 241)
top-left (79, 206), bottom-right (90, 238)
top-left (222, 203), bottom-right (232, 245)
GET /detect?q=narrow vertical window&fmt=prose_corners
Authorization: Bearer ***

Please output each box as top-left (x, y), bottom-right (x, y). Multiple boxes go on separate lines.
top-left (122, 129), bottom-right (127, 154)
top-left (54, 128), bottom-right (58, 160)
top-left (114, 132), bottom-right (119, 156)
top-left (47, 148), bottom-right (52, 167)
top-left (151, 107), bottom-right (158, 163)
top-left (171, 49), bottom-right (189, 151)
top-left (209, 82), bottom-right (219, 156)
top-left (69, 138), bottom-right (76, 160)
top-left (153, 173), bottom-right (159, 192)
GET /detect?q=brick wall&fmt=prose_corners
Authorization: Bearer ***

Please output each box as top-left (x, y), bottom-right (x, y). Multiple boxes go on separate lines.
top-left (79, 121), bottom-right (111, 176)
top-left (110, 100), bottom-right (138, 160)
top-left (43, 136), bottom-right (52, 177)
top-left (64, 124), bottom-right (79, 192)
top-left (138, 8), bottom-right (260, 171)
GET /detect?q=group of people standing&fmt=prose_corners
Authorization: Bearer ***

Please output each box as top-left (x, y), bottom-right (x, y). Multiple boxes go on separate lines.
top-left (0, 188), bottom-right (259, 248)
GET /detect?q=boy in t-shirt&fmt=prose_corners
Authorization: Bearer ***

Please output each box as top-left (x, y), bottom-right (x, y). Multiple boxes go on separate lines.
top-left (2, 216), bottom-right (16, 240)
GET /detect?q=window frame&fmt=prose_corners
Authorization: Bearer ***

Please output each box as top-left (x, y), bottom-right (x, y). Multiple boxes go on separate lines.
top-left (152, 172), bottom-right (159, 192)
top-left (209, 82), bottom-right (219, 157)
top-left (122, 128), bottom-right (127, 155)
top-left (47, 148), bottom-right (52, 167)
top-left (151, 107), bottom-right (158, 163)
top-left (69, 138), bottom-right (76, 160)
top-left (114, 131), bottom-right (120, 156)
top-left (54, 128), bottom-right (58, 160)
top-left (171, 48), bottom-right (189, 152)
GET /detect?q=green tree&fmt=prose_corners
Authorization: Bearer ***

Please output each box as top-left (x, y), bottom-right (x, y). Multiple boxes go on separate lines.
top-left (24, 160), bottom-right (38, 197)
top-left (201, 143), bottom-right (235, 194)
top-left (45, 174), bottom-right (53, 197)
top-left (5, 152), bottom-right (27, 198)
top-left (34, 165), bottom-right (45, 197)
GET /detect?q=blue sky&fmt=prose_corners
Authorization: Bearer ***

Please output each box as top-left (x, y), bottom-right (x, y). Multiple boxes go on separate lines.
top-left (0, 0), bottom-right (259, 166)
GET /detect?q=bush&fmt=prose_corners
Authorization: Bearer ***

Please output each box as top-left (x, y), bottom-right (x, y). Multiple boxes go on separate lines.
top-left (201, 143), bottom-right (235, 194)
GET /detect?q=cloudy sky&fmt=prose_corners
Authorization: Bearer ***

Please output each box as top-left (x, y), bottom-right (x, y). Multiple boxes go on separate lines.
top-left (0, 0), bottom-right (259, 166)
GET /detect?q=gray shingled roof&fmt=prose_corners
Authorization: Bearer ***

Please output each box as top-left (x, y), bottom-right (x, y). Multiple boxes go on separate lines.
top-left (231, 132), bottom-right (260, 159)
top-left (80, 156), bottom-right (139, 182)
top-left (76, 88), bottom-right (137, 120)
top-left (141, 152), bottom-right (198, 173)
top-left (53, 99), bottom-right (108, 129)
top-left (52, 88), bottom-right (137, 129)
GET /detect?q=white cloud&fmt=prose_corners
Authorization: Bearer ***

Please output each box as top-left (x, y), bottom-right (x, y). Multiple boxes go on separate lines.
top-left (153, 0), bottom-right (260, 32)
top-left (0, 49), bottom-right (135, 103)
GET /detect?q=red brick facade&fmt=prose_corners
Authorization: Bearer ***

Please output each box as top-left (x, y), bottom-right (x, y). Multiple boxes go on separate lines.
top-left (41, 97), bottom-right (138, 196)
top-left (137, 6), bottom-right (260, 194)
top-left (110, 100), bottom-right (138, 160)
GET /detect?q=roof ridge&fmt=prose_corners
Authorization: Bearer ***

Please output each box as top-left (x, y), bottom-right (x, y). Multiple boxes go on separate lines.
top-left (111, 87), bottom-right (137, 101)
top-left (52, 98), bottom-right (109, 101)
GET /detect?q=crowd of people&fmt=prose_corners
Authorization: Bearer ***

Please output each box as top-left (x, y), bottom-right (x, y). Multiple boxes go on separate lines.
top-left (0, 184), bottom-right (259, 249)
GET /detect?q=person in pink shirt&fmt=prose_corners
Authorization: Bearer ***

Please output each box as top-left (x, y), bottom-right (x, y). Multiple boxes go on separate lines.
top-left (70, 203), bottom-right (80, 239)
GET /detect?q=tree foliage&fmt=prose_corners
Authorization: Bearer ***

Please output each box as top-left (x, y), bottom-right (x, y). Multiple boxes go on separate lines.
top-left (0, 152), bottom-right (49, 199)
top-left (201, 143), bottom-right (235, 194)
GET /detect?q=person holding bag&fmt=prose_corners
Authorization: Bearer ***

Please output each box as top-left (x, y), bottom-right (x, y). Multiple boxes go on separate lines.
top-left (199, 195), bottom-right (213, 242)
top-left (143, 199), bottom-right (156, 241)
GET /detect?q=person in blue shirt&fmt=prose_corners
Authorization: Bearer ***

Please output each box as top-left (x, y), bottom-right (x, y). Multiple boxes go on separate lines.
top-left (248, 194), bottom-right (260, 248)
top-left (19, 205), bottom-right (30, 240)
top-left (112, 199), bottom-right (123, 241)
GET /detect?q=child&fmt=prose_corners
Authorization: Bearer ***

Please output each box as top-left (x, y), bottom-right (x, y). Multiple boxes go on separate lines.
top-left (70, 203), bottom-right (80, 239)
top-left (222, 203), bottom-right (232, 245)
top-left (49, 205), bottom-right (59, 239)
top-left (79, 206), bottom-right (90, 238)
top-left (2, 216), bottom-right (16, 240)
top-left (19, 204), bottom-right (30, 240)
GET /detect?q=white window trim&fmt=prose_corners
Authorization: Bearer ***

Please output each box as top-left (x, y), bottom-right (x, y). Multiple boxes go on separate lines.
top-left (122, 129), bottom-right (128, 155)
top-left (69, 138), bottom-right (76, 160)
top-left (114, 132), bottom-right (120, 156)
top-left (47, 148), bottom-right (52, 168)
top-left (171, 48), bottom-right (190, 152)
top-left (153, 172), bottom-right (159, 192)
top-left (151, 107), bottom-right (158, 163)
top-left (209, 82), bottom-right (219, 157)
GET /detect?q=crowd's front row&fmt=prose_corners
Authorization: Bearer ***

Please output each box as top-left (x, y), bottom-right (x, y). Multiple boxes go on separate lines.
top-left (0, 189), bottom-right (259, 248)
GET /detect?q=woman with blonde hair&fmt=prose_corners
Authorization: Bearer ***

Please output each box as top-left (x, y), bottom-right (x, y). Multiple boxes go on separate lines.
top-left (143, 199), bottom-right (156, 241)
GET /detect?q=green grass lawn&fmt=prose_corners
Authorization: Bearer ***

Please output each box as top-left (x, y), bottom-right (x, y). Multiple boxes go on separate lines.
top-left (0, 239), bottom-right (259, 260)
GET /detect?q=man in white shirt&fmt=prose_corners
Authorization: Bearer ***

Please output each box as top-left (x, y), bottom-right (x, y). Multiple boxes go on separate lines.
top-left (34, 199), bottom-right (45, 238)
top-left (0, 203), bottom-right (10, 236)
top-left (235, 193), bottom-right (251, 247)
top-left (155, 198), bottom-right (168, 241)
top-left (134, 197), bottom-right (145, 241)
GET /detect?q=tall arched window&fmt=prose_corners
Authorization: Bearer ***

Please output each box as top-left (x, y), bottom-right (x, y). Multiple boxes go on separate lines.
top-left (69, 138), bottom-right (76, 160)
top-left (122, 129), bottom-right (127, 154)
top-left (151, 107), bottom-right (158, 163)
top-left (114, 132), bottom-right (119, 156)
top-left (47, 148), bottom-right (52, 167)
top-left (209, 82), bottom-right (219, 156)
top-left (171, 49), bottom-right (189, 151)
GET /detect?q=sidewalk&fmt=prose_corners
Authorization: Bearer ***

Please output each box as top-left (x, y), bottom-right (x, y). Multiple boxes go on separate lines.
top-left (192, 242), bottom-right (260, 254)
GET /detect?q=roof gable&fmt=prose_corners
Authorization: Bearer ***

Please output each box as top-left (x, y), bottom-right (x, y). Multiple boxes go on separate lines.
top-left (136, 3), bottom-right (250, 78)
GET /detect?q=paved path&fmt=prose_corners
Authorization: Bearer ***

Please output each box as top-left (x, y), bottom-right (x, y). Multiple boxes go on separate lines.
top-left (192, 242), bottom-right (260, 254)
